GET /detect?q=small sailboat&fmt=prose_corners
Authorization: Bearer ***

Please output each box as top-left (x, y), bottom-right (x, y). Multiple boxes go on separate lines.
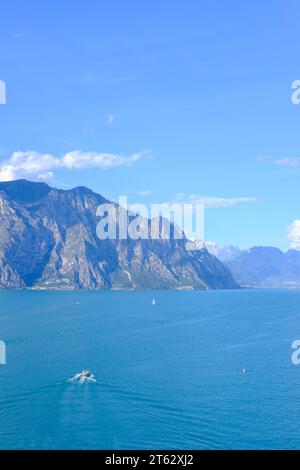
top-left (152, 298), bottom-right (156, 305)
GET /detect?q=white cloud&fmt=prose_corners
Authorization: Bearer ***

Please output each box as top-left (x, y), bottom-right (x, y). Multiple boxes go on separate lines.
top-left (174, 193), bottom-right (258, 208)
top-left (274, 157), bottom-right (300, 168)
top-left (286, 220), bottom-right (300, 249)
top-left (61, 150), bottom-right (141, 169)
top-left (0, 150), bottom-right (144, 182)
top-left (257, 155), bottom-right (300, 168)
top-left (136, 190), bottom-right (155, 197)
top-left (106, 114), bottom-right (115, 125)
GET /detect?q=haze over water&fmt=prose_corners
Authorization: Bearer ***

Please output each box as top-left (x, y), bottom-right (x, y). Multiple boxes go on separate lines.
top-left (0, 289), bottom-right (299, 449)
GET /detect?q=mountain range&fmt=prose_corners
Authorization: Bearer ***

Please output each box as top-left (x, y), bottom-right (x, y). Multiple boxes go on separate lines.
top-left (0, 180), bottom-right (238, 290)
top-left (207, 244), bottom-right (300, 288)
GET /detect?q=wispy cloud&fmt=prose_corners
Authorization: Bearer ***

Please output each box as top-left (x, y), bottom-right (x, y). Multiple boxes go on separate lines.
top-left (136, 190), bottom-right (155, 197)
top-left (0, 150), bottom-right (145, 182)
top-left (106, 114), bottom-right (115, 125)
top-left (174, 193), bottom-right (258, 208)
top-left (258, 155), bottom-right (300, 168)
top-left (286, 220), bottom-right (300, 250)
top-left (274, 157), bottom-right (300, 168)
top-left (13, 33), bottom-right (25, 39)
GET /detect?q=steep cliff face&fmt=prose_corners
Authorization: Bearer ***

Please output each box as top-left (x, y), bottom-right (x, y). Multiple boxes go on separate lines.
top-left (0, 180), bottom-right (238, 290)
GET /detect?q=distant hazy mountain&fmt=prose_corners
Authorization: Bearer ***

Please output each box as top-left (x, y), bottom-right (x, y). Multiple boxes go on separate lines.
top-left (225, 246), bottom-right (300, 288)
top-left (0, 180), bottom-right (238, 290)
top-left (205, 242), bottom-right (244, 262)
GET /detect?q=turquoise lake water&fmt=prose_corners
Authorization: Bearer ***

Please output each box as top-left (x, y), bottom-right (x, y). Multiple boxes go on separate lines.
top-left (0, 289), bottom-right (300, 449)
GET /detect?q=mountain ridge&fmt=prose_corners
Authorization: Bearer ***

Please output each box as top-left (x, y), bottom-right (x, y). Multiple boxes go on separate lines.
top-left (0, 180), bottom-right (238, 290)
top-left (207, 243), bottom-right (300, 288)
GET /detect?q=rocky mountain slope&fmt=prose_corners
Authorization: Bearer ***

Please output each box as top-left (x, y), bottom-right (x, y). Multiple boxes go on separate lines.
top-left (0, 180), bottom-right (238, 290)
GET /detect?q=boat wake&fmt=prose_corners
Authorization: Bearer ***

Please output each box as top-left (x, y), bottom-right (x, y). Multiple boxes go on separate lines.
top-left (67, 370), bottom-right (97, 385)
top-left (68, 376), bottom-right (97, 385)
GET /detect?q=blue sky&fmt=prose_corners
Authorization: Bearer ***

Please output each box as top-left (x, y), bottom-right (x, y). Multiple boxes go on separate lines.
top-left (0, 0), bottom-right (300, 250)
